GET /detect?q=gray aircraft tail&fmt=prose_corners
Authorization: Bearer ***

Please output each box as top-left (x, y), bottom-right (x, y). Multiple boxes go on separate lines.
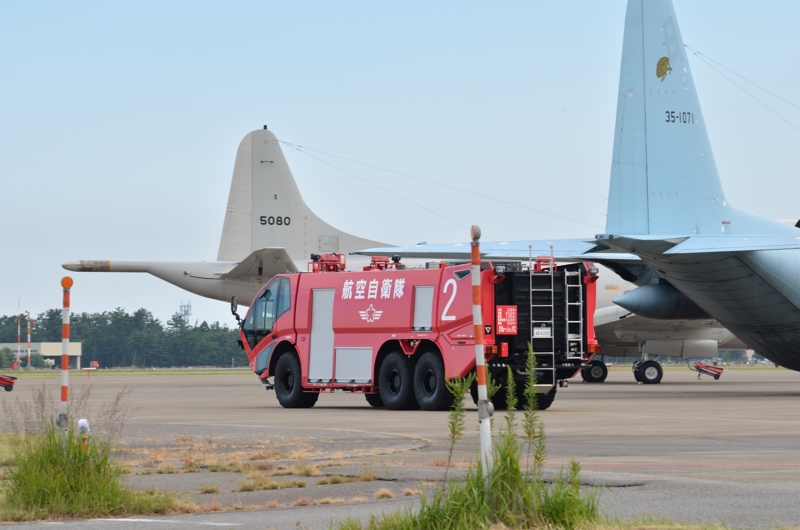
top-left (217, 128), bottom-right (390, 262)
top-left (605, 0), bottom-right (793, 238)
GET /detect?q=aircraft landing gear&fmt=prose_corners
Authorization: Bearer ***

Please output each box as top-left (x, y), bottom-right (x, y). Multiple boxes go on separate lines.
top-left (633, 360), bottom-right (663, 384)
top-left (581, 359), bottom-right (608, 383)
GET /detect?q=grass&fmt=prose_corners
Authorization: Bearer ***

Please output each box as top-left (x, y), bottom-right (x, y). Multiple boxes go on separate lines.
top-left (238, 470), bottom-right (307, 492)
top-left (335, 349), bottom-right (601, 530)
top-left (317, 468), bottom-right (375, 485)
top-left (0, 425), bottom-right (177, 521)
top-left (198, 485), bottom-right (219, 494)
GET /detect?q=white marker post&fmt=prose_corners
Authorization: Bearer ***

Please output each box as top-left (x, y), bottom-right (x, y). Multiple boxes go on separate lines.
top-left (470, 225), bottom-right (494, 476)
top-left (56, 277), bottom-right (73, 433)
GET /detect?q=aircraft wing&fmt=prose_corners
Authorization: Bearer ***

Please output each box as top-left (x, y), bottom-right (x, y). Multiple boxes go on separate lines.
top-left (353, 238), bottom-right (639, 262)
top-left (218, 247), bottom-right (299, 279)
top-left (598, 235), bottom-right (800, 257)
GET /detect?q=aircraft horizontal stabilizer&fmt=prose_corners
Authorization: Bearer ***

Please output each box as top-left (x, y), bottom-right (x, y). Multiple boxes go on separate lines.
top-left (218, 248), bottom-right (298, 279)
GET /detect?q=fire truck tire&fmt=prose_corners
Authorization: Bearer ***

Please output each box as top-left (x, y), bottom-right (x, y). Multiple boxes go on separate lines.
top-left (378, 351), bottom-right (418, 410)
top-left (535, 387), bottom-right (557, 411)
top-left (470, 381), bottom-right (508, 411)
top-left (274, 353), bottom-right (316, 408)
top-left (581, 360), bottom-right (608, 383)
top-left (413, 351), bottom-right (454, 411)
top-left (636, 360), bottom-right (663, 384)
top-left (365, 393), bottom-right (384, 408)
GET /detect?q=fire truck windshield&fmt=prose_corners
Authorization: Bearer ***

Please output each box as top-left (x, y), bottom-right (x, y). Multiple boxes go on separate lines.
top-left (243, 277), bottom-right (291, 349)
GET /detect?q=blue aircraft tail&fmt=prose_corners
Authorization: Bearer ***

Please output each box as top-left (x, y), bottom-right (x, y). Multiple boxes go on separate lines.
top-left (604, 0), bottom-right (794, 238)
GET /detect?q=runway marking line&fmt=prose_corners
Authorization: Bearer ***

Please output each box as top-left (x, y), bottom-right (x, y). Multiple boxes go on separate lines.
top-left (551, 411), bottom-right (800, 425)
top-left (544, 461), bottom-right (800, 468)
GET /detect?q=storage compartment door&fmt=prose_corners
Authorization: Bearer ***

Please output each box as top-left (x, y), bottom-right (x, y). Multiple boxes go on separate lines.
top-left (412, 286), bottom-right (434, 331)
top-left (308, 289), bottom-right (335, 382)
top-left (334, 347), bottom-right (373, 384)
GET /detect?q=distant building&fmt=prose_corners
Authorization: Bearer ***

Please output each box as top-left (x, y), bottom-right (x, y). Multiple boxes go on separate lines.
top-left (0, 342), bottom-right (82, 369)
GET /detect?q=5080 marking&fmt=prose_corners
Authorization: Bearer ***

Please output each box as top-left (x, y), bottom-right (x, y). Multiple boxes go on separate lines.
top-left (260, 216), bottom-right (291, 226)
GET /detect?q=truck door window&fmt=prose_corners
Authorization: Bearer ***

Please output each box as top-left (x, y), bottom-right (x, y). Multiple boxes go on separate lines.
top-left (277, 278), bottom-right (291, 317)
top-left (243, 278), bottom-right (292, 350)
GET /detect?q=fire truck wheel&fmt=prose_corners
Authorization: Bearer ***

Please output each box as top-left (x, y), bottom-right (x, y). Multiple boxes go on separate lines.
top-left (365, 393), bottom-right (384, 408)
top-left (535, 387), bottom-right (557, 411)
top-left (582, 360), bottom-right (608, 383)
top-left (636, 360), bottom-right (663, 384)
top-left (470, 381), bottom-right (508, 410)
top-left (378, 351), bottom-right (419, 410)
top-left (274, 353), bottom-right (316, 408)
top-left (414, 351), bottom-right (454, 411)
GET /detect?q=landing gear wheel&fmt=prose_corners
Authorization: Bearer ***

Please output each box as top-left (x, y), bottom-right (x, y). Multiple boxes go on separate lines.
top-left (378, 351), bottom-right (419, 410)
top-left (636, 360), bottom-right (663, 384)
top-left (413, 351), bottom-right (454, 411)
top-left (3, 386), bottom-right (11, 392)
top-left (365, 392), bottom-right (384, 408)
top-left (274, 353), bottom-right (318, 408)
top-left (632, 361), bottom-right (642, 383)
top-left (581, 360), bottom-right (608, 383)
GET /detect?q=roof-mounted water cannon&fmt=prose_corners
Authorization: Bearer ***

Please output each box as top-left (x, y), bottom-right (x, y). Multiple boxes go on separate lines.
top-left (309, 253), bottom-right (346, 273)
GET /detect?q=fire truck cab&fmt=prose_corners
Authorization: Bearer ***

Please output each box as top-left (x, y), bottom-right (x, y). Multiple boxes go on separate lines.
top-left (235, 254), bottom-right (598, 411)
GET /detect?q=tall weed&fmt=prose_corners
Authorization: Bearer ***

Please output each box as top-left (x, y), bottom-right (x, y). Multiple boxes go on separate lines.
top-left (337, 347), bottom-right (600, 530)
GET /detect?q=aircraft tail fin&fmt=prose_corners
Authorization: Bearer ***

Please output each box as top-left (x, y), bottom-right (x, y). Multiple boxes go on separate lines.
top-left (605, 0), bottom-right (797, 238)
top-left (606, 0), bottom-right (729, 236)
top-left (217, 128), bottom-right (390, 262)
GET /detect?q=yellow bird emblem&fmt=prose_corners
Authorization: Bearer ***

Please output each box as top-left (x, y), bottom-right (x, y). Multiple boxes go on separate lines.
top-left (656, 57), bottom-right (673, 82)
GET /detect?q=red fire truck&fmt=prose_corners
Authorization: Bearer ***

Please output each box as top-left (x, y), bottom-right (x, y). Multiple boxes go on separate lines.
top-left (234, 254), bottom-right (598, 411)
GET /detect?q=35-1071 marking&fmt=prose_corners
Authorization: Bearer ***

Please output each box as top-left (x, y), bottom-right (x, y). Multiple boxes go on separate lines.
top-left (665, 111), bottom-right (694, 124)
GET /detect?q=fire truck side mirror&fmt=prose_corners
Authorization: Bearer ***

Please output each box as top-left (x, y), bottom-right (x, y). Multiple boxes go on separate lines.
top-left (231, 296), bottom-right (242, 326)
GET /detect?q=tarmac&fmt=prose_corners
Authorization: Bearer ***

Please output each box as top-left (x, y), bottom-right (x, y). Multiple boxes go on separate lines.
top-left (5, 367), bottom-right (800, 529)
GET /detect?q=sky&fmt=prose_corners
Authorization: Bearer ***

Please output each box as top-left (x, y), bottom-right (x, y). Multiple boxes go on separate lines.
top-left (1, 1), bottom-right (798, 327)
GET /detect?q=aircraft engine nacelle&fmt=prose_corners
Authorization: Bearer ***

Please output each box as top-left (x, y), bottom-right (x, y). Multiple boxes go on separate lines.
top-left (614, 283), bottom-right (709, 320)
top-left (644, 339), bottom-right (718, 358)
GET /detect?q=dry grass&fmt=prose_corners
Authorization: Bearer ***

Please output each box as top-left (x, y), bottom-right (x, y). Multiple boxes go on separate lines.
top-left (266, 500), bottom-right (284, 509)
top-left (425, 457), bottom-right (469, 468)
top-left (374, 488), bottom-right (394, 500)
top-left (315, 498), bottom-right (346, 505)
top-left (350, 497), bottom-right (367, 503)
top-left (403, 488), bottom-right (421, 496)
top-left (173, 436), bottom-right (193, 444)
top-left (198, 485), bottom-right (219, 494)
top-left (293, 497), bottom-right (311, 507)
top-left (238, 471), bottom-right (306, 492)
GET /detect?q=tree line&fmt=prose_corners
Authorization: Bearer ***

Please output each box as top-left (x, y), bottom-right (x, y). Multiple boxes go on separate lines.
top-left (0, 309), bottom-right (246, 369)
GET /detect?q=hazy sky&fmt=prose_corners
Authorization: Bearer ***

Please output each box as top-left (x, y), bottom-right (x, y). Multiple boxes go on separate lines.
top-left (2, 1), bottom-right (798, 326)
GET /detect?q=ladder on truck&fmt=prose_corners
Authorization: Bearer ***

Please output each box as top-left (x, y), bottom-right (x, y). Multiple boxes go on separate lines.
top-left (564, 270), bottom-right (584, 360)
top-left (528, 248), bottom-right (556, 390)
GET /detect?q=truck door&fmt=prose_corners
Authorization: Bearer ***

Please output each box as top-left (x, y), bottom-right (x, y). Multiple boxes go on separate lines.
top-left (242, 277), bottom-right (292, 352)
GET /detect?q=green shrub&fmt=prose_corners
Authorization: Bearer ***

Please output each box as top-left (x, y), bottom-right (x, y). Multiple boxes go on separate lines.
top-left (1, 424), bottom-right (175, 520)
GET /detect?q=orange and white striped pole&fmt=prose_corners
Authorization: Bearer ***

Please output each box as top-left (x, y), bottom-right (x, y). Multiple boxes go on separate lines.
top-left (25, 310), bottom-right (31, 370)
top-left (56, 277), bottom-right (73, 432)
top-left (470, 225), bottom-right (493, 475)
top-left (16, 306), bottom-right (21, 370)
